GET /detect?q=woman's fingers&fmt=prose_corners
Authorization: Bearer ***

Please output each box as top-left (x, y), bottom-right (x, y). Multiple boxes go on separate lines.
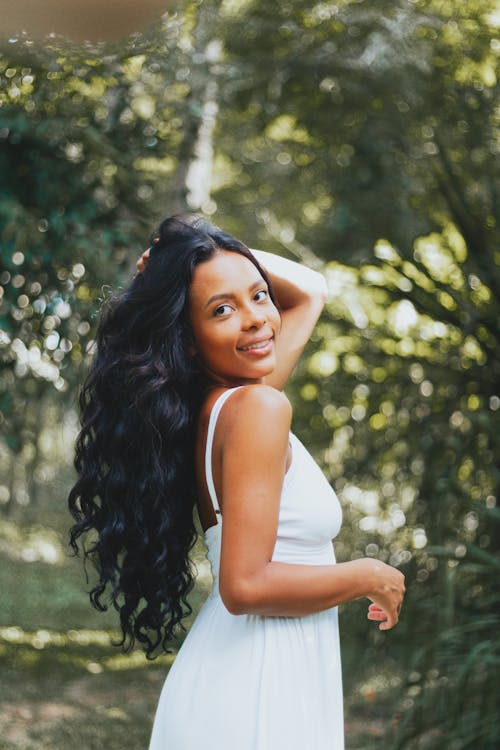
top-left (368, 606), bottom-right (396, 630)
top-left (136, 247), bottom-right (150, 272)
top-left (367, 605), bottom-right (387, 621)
top-left (379, 612), bottom-right (397, 631)
top-left (135, 238), bottom-right (159, 273)
top-left (367, 600), bottom-right (403, 630)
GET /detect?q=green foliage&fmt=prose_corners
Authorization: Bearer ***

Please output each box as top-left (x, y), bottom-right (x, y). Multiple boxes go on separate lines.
top-left (0, 8), bottom-right (212, 454)
top-left (392, 550), bottom-right (500, 749)
top-left (214, 0), bottom-right (498, 265)
top-left (213, 1), bottom-right (500, 746)
top-left (286, 225), bottom-right (499, 750)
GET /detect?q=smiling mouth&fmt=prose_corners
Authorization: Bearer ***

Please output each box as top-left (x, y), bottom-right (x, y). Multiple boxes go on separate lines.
top-left (237, 336), bottom-right (274, 352)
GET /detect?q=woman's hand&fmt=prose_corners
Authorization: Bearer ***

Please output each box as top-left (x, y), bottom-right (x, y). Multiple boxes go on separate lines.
top-left (135, 238), bottom-right (159, 275)
top-left (135, 247), bottom-right (151, 274)
top-left (364, 560), bottom-right (406, 631)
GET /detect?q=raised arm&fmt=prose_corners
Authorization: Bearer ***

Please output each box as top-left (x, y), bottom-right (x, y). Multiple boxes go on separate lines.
top-left (251, 249), bottom-right (327, 391)
top-left (217, 386), bottom-right (405, 629)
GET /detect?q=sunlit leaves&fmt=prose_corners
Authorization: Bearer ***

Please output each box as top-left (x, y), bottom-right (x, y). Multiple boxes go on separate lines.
top-left (0, 10), bottom-right (202, 455)
top-left (292, 219), bottom-right (498, 748)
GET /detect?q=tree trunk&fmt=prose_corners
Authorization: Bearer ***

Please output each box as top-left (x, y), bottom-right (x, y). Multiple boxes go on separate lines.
top-left (168, 0), bottom-right (220, 214)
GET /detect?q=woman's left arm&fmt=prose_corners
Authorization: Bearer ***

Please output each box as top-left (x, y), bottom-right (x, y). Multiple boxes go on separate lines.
top-left (251, 249), bottom-right (328, 391)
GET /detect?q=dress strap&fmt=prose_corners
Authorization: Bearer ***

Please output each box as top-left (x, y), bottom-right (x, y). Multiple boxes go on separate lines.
top-left (205, 387), bottom-right (243, 522)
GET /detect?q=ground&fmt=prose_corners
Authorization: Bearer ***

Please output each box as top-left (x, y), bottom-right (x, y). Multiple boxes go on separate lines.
top-left (0, 626), bottom-right (395, 749)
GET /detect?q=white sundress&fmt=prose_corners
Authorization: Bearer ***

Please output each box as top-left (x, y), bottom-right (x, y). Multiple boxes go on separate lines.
top-left (149, 387), bottom-right (344, 749)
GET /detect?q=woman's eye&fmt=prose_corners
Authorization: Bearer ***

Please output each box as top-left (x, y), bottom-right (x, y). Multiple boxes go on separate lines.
top-left (254, 289), bottom-right (268, 302)
top-left (214, 304), bottom-right (232, 317)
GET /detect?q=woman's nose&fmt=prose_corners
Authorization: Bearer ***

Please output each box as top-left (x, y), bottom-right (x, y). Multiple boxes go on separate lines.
top-left (242, 305), bottom-right (266, 329)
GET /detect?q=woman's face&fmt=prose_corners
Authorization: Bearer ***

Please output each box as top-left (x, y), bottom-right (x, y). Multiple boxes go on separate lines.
top-left (188, 250), bottom-right (281, 386)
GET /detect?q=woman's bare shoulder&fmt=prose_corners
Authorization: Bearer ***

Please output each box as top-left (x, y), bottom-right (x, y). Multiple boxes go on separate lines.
top-left (216, 386), bottom-right (291, 492)
top-left (233, 383), bottom-right (291, 413)
top-left (220, 384), bottom-right (292, 436)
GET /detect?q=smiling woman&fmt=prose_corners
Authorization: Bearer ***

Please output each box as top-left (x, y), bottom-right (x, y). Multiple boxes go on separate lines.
top-left (69, 214), bottom-right (405, 750)
top-left (188, 251), bottom-right (281, 386)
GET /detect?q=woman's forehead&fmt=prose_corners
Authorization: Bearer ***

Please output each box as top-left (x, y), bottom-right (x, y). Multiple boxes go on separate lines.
top-left (189, 251), bottom-right (263, 304)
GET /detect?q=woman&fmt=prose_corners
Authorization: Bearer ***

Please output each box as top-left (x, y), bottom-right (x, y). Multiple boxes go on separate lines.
top-left (69, 214), bottom-right (405, 749)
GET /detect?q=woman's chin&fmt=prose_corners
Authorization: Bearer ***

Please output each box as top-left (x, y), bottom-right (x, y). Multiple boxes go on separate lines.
top-left (239, 360), bottom-right (276, 382)
top-left (202, 355), bottom-right (276, 385)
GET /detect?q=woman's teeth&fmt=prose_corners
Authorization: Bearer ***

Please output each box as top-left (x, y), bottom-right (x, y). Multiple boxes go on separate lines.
top-left (239, 339), bottom-right (271, 351)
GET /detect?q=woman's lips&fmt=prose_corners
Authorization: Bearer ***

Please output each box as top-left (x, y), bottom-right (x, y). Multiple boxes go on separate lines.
top-left (237, 336), bottom-right (274, 354)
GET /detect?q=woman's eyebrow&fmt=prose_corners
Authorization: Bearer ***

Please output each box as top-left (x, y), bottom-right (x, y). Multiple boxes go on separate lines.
top-left (204, 279), bottom-right (264, 308)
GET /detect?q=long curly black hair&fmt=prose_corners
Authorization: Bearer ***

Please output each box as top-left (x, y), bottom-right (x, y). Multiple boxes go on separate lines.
top-left (68, 214), bottom-right (276, 658)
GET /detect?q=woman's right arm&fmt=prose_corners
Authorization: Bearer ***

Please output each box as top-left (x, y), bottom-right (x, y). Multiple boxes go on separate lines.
top-left (217, 386), bottom-right (405, 630)
top-left (251, 248), bottom-right (327, 392)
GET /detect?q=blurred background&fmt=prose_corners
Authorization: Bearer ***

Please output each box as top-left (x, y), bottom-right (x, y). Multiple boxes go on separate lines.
top-left (0, 1), bottom-right (499, 748)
